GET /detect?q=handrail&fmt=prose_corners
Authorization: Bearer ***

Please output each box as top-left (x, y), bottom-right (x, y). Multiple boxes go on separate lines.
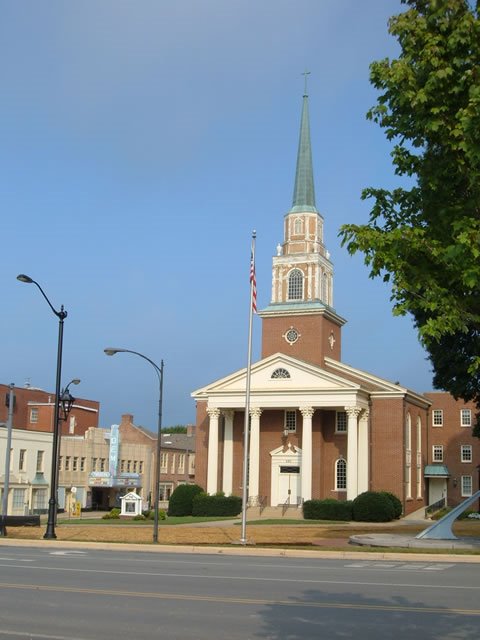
top-left (282, 496), bottom-right (291, 516)
top-left (424, 496), bottom-right (446, 519)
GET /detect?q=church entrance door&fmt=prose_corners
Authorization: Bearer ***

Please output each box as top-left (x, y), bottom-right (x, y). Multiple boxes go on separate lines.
top-left (277, 465), bottom-right (301, 505)
top-left (270, 445), bottom-right (302, 506)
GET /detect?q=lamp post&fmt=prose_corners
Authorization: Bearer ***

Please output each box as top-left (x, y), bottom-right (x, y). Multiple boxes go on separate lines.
top-left (104, 348), bottom-right (164, 543)
top-left (17, 274), bottom-right (68, 539)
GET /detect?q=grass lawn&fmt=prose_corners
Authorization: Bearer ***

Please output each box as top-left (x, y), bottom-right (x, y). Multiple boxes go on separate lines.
top-left (58, 515), bottom-right (239, 526)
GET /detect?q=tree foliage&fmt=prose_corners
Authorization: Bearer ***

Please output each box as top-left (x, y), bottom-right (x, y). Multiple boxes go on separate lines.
top-left (339, 0), bottom-right (480, 435)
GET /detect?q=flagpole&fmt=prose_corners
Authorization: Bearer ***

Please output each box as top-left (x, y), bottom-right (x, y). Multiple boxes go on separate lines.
top-left (240, 230), bottom-right (256, 545)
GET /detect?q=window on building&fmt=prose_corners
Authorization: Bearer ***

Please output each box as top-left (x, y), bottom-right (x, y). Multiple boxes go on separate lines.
top-left (335, 459), bottom-right (347, 491)
top-left (335, 411), bottom-right (347, 433)
top-left (80, 457), bottom-right (85, 472)
top-left (100, 458), bottom-right (106, 472)
top-left (432, 409), bottom-right (443, 426)
top-left (65, 456), bottom-right (71, 471)
top-left (161, 453), bottom-right (168, 472)
top-left (178, 454), bottom-right (185, 473)
top-left (461, 409), bottom-right (472, 427)
top-left (127, 460), bottom-right (131, 473)
top-left (271, 368), bottom-right (290, 379)
top-left (18, 449), bottom-right (26, 472)
top-left (73, 457), bottom-right (78, 471)
top-left (59, 456), bottom-right (63, 471)
top-left (33, 489), bottom-right (47, 510)
top-left (92, 458), bottom-right (97, 471)
top-left (36, 450), bottom-right (44, 473)
top-left (288, 269), bottom-right (303, 300)
top-left (159, 483), bottom-right (173, 501)
top-left (171, 454), bottom-right (176, 473)
top-left (432, 445), bottom-right (443, 462)
top-left (139, 461), bottom-right (144, 474)
top-left (30, 408), bottom-right (39, 424)
top-left (294, 217), bottom-right (303, 235)
top-left (12, 488), bottom-right (26, 510)
top-left (120, 459), bottom-right (125, 473)
top-left (416, 416), bottom-right (422, 499)
top-left (461, 445), bottom-right (473, 463)
top-left (461, 475), bottom-right (473, 497)
top-left (133, 461), bottom-right (137, 473)
top-left (284, 410), bottom-right (296, 432)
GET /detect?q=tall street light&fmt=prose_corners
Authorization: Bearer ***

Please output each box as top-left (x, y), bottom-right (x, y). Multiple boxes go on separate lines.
top-left (104, 348), bottom-right (164, 543)
top-left (17, 274), bottom-right (68, 539)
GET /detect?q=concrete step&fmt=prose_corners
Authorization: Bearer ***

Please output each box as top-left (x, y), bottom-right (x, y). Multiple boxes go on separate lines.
top-left (247, 505), bottom-right (304, 520)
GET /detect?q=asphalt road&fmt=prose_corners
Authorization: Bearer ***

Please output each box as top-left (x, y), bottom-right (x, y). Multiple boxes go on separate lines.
top-left (0, 546), bottom-right (478, 639)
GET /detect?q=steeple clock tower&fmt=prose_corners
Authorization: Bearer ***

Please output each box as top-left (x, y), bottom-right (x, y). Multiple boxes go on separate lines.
top-left (259, 85), bottom-right (346, 366)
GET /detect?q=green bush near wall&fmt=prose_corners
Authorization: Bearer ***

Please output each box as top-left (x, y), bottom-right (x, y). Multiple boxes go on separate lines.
top-left (352, 491), bottom-right (395, 522)
top-left (192, 494), bottom-right (242, 517)
top-left (167, 484), bottom-right (204, 517)
top-left (303, 499), bottom-right (353, 521)
top-left (379, 491), bottom-right (403, 519)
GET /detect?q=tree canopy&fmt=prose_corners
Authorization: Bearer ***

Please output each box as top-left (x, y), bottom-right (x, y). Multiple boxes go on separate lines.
top-left (339, 0), bottom-right (480, 435)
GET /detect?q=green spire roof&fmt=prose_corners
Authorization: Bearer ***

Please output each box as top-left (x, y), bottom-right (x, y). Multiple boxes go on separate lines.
top-left (289, 92), bottom-right (317, 214)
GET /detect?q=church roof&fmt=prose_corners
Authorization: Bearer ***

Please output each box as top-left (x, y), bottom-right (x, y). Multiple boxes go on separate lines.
top-left (289, 90), bottom-right (317, 214)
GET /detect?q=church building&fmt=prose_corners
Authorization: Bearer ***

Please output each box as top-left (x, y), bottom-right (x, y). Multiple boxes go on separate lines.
top-left (191, 90), bottom-right (478, 516)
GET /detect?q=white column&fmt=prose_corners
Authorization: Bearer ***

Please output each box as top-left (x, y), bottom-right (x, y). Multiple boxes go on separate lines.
top-left (206, 408), bottom-right (220, 495)
top-left (357, 409), bottom-right (369, 495)
top-left (346, 407), bottom-right (361, 500)
top-left (222, 410), bottom-right (234, 496)
top-left (248, 407), bottom-right (262, 503)
top-left (300, 407), bottom-right (314, 502)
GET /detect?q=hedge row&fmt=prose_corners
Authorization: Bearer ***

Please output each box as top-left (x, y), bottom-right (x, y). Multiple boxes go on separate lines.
top-left (303, 491), bottom-right (402, 522)
top-left (167, 485), bottom-right (242, 517)
top-left (303, 498), bottom-right (353, 521)
top-left (192, 494), bottom-right (242, 517)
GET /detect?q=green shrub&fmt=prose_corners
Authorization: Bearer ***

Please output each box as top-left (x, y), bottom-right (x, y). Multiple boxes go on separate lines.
top-left (352, 491), bottom-right (395, 522)
top-left (379, 491), bottom-right (403, 519)
top-left (167, 484), bottom-right (204, 516)
top-left (133, 514), bottom-right (146, 520)
top-left (102, 508), bottom-right (120, 520)
top-left (303, 499), bottom-right (353, 521)
top-left (143, 509), bottom-right (166, 521)
top-left (192, 494), bottom-right (242, 517)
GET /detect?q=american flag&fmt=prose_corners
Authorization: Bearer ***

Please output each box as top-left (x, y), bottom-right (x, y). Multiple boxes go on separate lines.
top-left (250, 249), bottom-right (257, 314)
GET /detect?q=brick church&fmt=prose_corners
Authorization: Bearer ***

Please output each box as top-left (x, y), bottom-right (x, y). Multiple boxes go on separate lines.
top-left (192, 90), bottom-right (479, 516)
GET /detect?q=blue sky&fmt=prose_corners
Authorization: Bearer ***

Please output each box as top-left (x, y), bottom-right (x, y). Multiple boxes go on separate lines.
top-left (1, 0), bottom-right (434, 431)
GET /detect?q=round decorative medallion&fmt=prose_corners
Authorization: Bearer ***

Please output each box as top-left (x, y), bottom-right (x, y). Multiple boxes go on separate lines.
top-left (284, 327), bottom-right (299, 345)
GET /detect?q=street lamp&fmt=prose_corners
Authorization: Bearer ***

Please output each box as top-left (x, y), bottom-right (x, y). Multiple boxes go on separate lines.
top-left (59, 378), bottom-right (81, 422)
top-left (56, 378), bottom-right (81, 514)
top-left (17, 273), bottom-right (68, 539)
top-left (104, 348), bottom-right (164, 543)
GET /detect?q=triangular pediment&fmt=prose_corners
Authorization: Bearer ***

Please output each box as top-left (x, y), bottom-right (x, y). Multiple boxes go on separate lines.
top-left (192, 352), bottom-right (358, 396)
top-left (191, 353), bottom-right (372, 410)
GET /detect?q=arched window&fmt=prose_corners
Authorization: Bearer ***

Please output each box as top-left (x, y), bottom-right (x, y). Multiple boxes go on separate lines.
top-left (294, 217), bottom-right (303, 234)
top-left (405, 413), bottom-right (412, 499)
top-left (335, 459), bottom-right (347, 491)
top-left (288, 269), bottom-right (303, 300)
top-left (271, 368), bottom-right (290, 379)
top-left (416, 416), bottom-right (422, 499)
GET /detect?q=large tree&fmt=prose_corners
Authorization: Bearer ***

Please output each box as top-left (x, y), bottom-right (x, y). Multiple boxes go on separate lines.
top-left (340, 0), bottom-right (480, 435)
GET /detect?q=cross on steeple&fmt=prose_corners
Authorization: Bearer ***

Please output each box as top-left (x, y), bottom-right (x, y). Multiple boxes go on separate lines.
top-left (302, 70), bottom-right (311, 96)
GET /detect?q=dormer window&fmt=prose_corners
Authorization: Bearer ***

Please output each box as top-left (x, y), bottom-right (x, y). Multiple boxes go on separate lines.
top-left (294, 217), bottom-right (303, 235)
top-left (288, 269), bottom-right (303, 300)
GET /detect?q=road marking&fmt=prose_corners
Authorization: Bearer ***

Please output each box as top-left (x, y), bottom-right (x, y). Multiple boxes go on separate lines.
top-left (0, 558), bottom-right (34, 562)
top-left (345, 561), bottom-right (455, 572)
top-left (49, 551), bottom-right (87, 556)
top-left (0, 569), bottom-right (477, 593)
top-left (0, 582), bottom-right (479, 617)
